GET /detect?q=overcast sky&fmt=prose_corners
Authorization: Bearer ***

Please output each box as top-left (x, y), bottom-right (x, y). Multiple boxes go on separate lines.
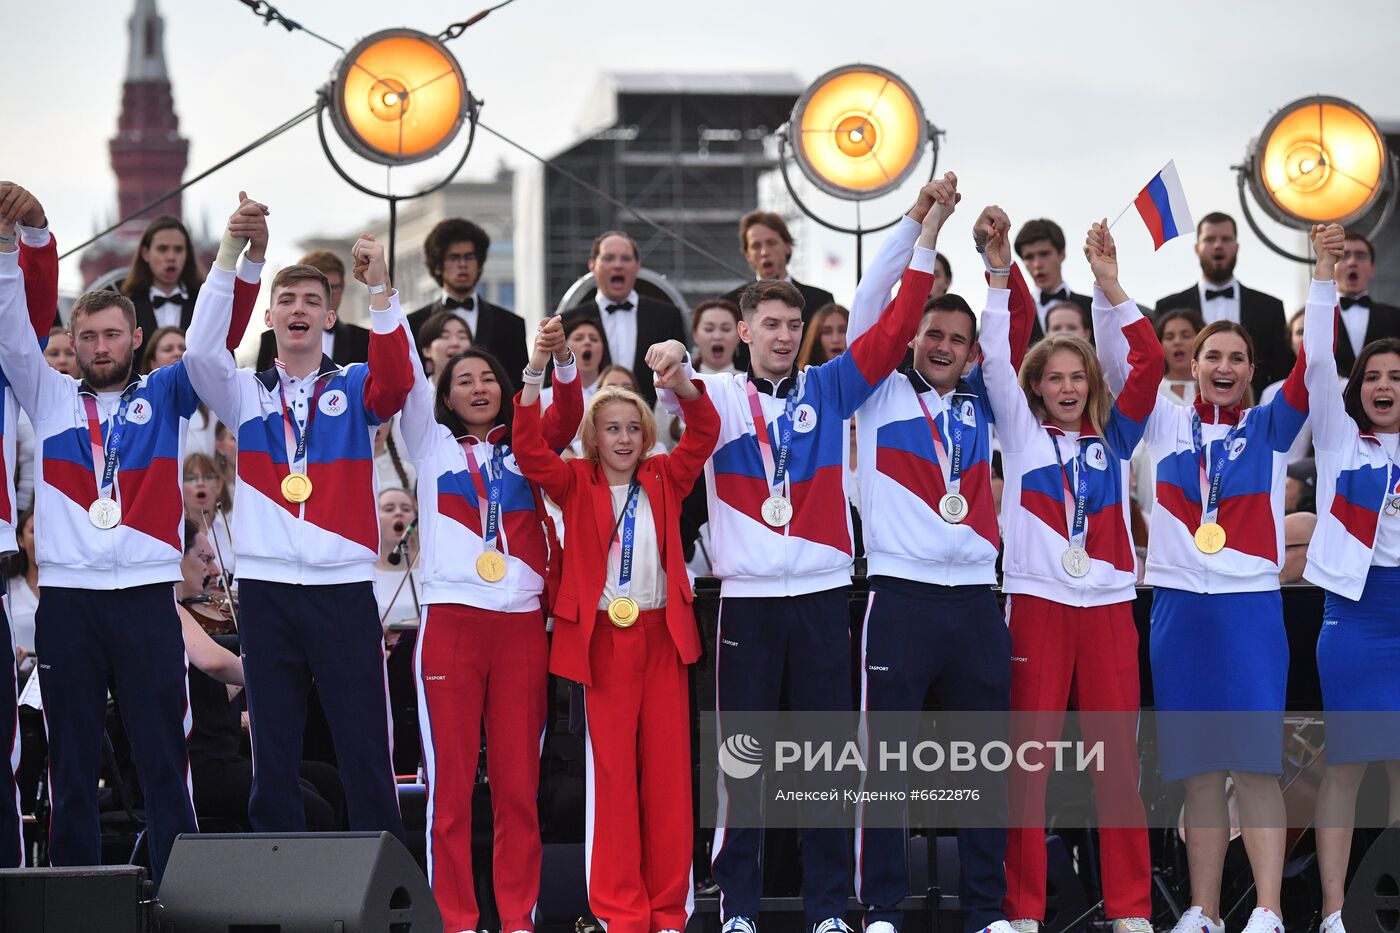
top-left (10, 0), bottom-right (1400, 315)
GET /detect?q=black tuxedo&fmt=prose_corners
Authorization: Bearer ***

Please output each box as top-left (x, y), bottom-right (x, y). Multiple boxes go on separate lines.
top-left (132, 285), bottom-right (199, 337)
top-left (407, 296), bottom-right (528, 390)
top-left (721, 278), bottom-right (836, 323)
top-left (1028, 290), bottom-right (1092, 345)
top-left (1155, 283), bottom-right (1291, 400)
top-left (562, 296), bottom-right (687, 407)
top-left (255, 319), bottom-right (372, 372)
top-left (1335, 297), bottom-right (1400, 375)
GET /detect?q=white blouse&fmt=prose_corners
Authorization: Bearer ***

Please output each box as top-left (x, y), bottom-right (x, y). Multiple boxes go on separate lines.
top-left (599, 484), bottom-right (666, 611)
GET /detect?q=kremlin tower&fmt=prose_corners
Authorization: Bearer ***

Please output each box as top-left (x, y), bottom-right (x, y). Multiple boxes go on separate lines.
top-left (79, 0), bottom-right (191, 288)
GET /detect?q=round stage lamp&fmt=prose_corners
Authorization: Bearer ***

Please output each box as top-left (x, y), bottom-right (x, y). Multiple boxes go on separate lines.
top-left (329, 29), bottom-right (467, 166)
top-left (790, 64), bottom-right (929, 200)
top-left (1248, 95), bottom-right (1389, 227)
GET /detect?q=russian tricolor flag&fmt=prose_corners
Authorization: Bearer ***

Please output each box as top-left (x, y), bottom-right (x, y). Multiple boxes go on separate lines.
top-left (1133, 160), bottom-right (1194, 251)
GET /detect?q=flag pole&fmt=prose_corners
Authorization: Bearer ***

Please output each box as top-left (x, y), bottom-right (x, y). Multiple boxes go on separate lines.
top-left (1107, 201), bottom-right (1135, 230)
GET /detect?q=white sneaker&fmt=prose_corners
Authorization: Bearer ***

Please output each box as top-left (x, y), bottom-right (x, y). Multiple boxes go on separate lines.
top-left (1112, 920), bottom-right (1154, 933)
top-left (1242, 908), bottom-right (1284, 933)
top-left (1009, 921), bottom-right (1040, 933)
top-left (982, 922), bottom-right (1017, 933)
top-left (1169, 907), bottom-right (1225, 933)
top-left (864, 923), bottom-right (897, 933)
top-left (1320, 911), bottom-right (1345, 933)
top-left (723, 918), bottom-right (758, 933)
top-left (813, 919), bottom-right (855, 933)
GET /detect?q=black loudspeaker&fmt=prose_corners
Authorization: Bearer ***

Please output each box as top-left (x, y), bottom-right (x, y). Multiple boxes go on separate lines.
top-left (1343, 823), bottom-right (1400, 933)
top-left (0, 865), bottom-right (151, 932)
top-left (156, 832), bottom-right (442, 932)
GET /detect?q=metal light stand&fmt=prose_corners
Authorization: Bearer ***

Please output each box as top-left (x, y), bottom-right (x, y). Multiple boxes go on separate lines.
top-left (315, 86), bottom-right (483, 280)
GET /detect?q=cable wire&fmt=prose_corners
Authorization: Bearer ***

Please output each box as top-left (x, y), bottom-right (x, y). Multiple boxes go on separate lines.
top-left (437, 0), bottom-right (520, 41)
top-left (475, 118), bottom-right (753, 281)
top-left (235, 0), bottom-right (344, 52)
top-left (59, 104), bottom-right (319, 261)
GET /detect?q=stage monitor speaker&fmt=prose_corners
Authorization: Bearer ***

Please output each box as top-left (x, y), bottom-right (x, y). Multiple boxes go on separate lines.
top-left (0, 865), bottom-right (150, 933)
top-left (156, 832), bottom-right (441, 932)
top-left (1343, 822), bottom-right (1400, 933)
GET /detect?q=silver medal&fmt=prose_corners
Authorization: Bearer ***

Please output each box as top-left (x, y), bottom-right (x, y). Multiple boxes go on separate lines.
top-left (761, 495), bottom-right (792, 527)
top-left (938, 492), bottom-right (968, 524)
top-left (1061, 545), bottom-right (1090, 578)
top-left (88, 497), bottom-right (121, 530)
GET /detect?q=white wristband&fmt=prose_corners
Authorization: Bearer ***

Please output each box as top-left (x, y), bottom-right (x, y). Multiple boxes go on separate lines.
top-left (367, 282), bottom-right (388, 296)
top-left (521, 367), bottom-right (545, 386)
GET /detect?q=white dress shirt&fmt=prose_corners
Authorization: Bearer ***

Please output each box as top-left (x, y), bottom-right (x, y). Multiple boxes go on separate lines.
top-left (443, 292), bottom-right (480, 339)
top-left (320, 327), bottom-right (336, 361)
top-left (1339, 293), bottom-right (1371, 360)
top-left (1035, 281), bottom-right (1078, 332)
top-left (1198, 278), bottom-right (1241, 326)
top-left (596, 289), bottom-right (639, 370)
top-left (599, 483), bottom-right (665, 611)
top-left (149, 286), bottom-right (188, 329)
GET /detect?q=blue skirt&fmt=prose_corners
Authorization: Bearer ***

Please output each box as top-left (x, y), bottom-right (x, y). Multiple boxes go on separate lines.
top-left (1319, 565), bottom-right (1400, 764)
top-left (1149, 587), bottom-right (1288, 781)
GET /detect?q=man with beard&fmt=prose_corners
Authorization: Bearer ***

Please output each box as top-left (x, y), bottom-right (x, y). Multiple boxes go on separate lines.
top-left (0, 184), bottom-right (262, 887)
top-left (1156, 212), bottom-right (1289, 398)
top-left (1332, 231), bottom-right (1400, 375)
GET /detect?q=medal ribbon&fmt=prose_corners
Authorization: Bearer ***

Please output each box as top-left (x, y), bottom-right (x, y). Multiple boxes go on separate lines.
top-left (915, 391), bottom-right (966, 498)
top-left (1191, 411), bottom-right (1246, 527)
top-left (744, 380), bottom-right (798, 499)
top-left (608, 479), bottom-right (641, 598)
top-left (82, 384), bottom-right (140, 504)
top-left (277, 371), bottom-right (330, 475)
top-left (1048, 430), bottom-right (1090, 550)
top-left (461, 439), bottom-right (506, 555)
top-left (1383, 460), bottom-right (1400, 516)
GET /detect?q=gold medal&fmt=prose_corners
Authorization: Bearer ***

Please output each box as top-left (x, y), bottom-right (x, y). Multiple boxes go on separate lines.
top-left (607, 596), bottom-right (639, 628)
top-left (1194, 522), bottom-right (1227, 554)
top-left (476, 550), bottom-right (507, 583)
top-left (281, 472), bottom-right (313, 504)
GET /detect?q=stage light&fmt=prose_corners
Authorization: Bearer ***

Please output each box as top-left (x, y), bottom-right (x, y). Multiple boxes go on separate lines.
top-left (1247, 95), bottom-right (1389, 227)
top-left (328, 28), bottom-right (467, 166)
top-left (789, 64), bottom-right (929, 200)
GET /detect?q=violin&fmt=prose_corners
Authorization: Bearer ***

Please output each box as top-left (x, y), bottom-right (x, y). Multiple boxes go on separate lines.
top-left (181, 592), bottom-right (239, 636)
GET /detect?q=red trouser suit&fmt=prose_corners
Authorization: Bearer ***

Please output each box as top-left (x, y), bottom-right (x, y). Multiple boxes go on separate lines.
top-left (583, 608), bottom-right (694, 933)
top-left (415, 603), bottom-right (549, 933)
top-left (1003, 594), bottom-right (1152, 921)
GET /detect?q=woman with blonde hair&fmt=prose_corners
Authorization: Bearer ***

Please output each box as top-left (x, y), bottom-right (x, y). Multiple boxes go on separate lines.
top-left (182, 451), bottom-right (235, 579)
top-left (980, 212), bottom-right (1161, 933)
top-left (513, 333), bottom-right (719, 933)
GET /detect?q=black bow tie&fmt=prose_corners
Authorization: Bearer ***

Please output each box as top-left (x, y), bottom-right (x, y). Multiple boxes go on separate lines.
top-left (1204, 286), bottom-right (1235, 301)
top-left (1340, 294), bottom-right (1372, 310)
top-left (443, 296), bottom-right (475, 312)
top-left (151, 294), bottom-right (184, 309)
top-left (1040, 288), bottom-right (1068, 305)
top-left (605, 300), bottom-right (635, 313)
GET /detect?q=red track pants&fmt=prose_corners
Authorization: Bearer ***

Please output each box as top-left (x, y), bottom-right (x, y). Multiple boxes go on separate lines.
top-left (583, 609), bottom-right (694, 933)
top-left (415, 603), bottom-right (548, 933)
top-left (1003, 594), bottom-right (1152, 922)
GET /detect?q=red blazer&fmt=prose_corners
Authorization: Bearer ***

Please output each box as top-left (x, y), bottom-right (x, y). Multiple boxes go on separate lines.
top-left (512, 382), bottom-right (719, 686)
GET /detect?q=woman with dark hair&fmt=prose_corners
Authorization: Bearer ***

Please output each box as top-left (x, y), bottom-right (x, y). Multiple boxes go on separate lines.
top-left (397, 320), bottom-right (584, 933)
top-left (796, 303), bottom-right (849, 368)
top-left (1298, 225), bottom-right (1400, 933)
top-left (140, 326), bottom-right (186, 374)
top-left (121, 215), bottom-right (206, 334)
top-left (691, 299), bottom-right (741, 374)
top-left (415, 310), bottom-right (473, 383)
top-left (1155, 308), bottom-right (1205, 405)
top-left (982, 217), bottom-right (1160, 933)
top-left (1097, 222), bottom-right (1326, 933)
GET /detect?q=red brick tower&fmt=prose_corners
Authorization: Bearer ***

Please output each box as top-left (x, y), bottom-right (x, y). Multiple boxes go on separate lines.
top-left (80, 0), bottom-right (190, 288)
